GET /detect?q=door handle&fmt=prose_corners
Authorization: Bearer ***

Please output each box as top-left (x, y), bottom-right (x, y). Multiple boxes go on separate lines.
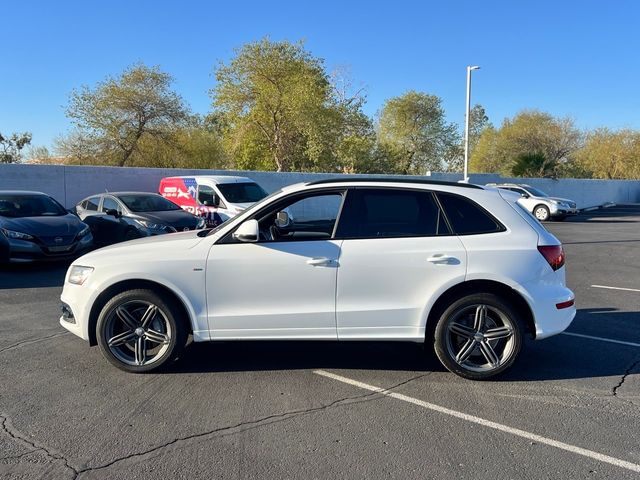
top-left (307, 257), bottom-right (336, 267)
top-left (427, 254), bottom-right (458, 265)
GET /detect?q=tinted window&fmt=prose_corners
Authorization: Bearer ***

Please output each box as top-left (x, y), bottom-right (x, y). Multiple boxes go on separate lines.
top-left (338, 189), bottom-right (450, 238)
top-left (437, 193), bottom-right (504, 235)
top-left (102, 197), bottom-right (122, 214)
top-left (0, 194), bottom-right (66, 218)
top-left (217, 182), bottom-right (268, 204)
top-left (117, 194), bottom-right (181, 212)
top-left (83, 197), bottom-right (100, 211)
top-left (525, 186), bottom-right (549, 197)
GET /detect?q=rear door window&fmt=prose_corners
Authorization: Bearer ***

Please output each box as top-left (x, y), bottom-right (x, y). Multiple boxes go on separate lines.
top-left (83, 197), bottom-right (100, 211)
top-left (436, 192), bottom-right (505, 235)
top-left (337, 189), bottom-right (450, 238)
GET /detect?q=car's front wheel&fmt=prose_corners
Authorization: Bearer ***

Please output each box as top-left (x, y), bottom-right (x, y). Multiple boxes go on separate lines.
top-left (433, 293), bottom-right (523, 380)
top-left (96, 289), bottom-right (186, 373)
top-left (533, 204), bottom-right (550, 221)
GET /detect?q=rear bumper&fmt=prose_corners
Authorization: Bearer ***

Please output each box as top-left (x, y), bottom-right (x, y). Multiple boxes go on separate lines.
top-left (513, 281), bottom-right (576, 340)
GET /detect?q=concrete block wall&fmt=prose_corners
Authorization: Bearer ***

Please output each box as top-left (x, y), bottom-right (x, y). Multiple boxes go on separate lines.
top-left (0, 163), bottom-right (638, 209)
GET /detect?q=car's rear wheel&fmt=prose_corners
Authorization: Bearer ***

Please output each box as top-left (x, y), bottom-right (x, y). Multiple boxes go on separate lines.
top-left (433, 293), bottom-right (522, 380)
top-left (533, 204), bottom-right (550, 221)
top-left (96, 289), bottom-right (186, 373)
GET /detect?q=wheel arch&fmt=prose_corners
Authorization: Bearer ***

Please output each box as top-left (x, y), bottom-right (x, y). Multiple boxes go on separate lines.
top-left (424, 279), bottom-right (536, 344)
top-left (87, 279), bottom-right (194, 346)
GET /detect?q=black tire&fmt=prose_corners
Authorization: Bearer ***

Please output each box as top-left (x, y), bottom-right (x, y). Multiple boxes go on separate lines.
top-left (433, 293), bottom-right (523, 380)
top-left (533, 204), bottom-right (550, 221)
top-left (96, 289), bottom-right (187, 373)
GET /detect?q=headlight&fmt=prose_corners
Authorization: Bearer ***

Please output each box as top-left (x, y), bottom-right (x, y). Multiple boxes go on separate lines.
top-left (136, 219), bottom-right (168, 230)
top-left (196, 217), bottom-right (206, 229)
top-left (1, 228), bottom-right (34, 240)
top-left (77, 225), bottom-right (91, 238)
top-left (68, 265), bottom-right (94, 285)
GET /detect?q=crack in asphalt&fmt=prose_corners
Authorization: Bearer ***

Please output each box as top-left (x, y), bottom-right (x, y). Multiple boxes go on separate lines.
top-left (0, 331), bottom-right (69, 354)
top-left (612, 357), bottom-right (640, 398)
top-left (66, 372), bottom-right (428, 478)
top-left (0, 414), bottom-right (79, 479)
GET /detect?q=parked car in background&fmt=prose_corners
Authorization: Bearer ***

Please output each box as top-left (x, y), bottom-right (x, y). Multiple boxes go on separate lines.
top-left (61, 178), bottom-right (575, 380)
top-left (159, 176), bottom-right (268, 227)
top-left (0, 191), bottom-right (93, 262)
top-left (487, 183), bottom-right (578, 221)
top-left (75, 192), bottom-right (205, 247)
top-left (0, 228), bottom-right (9, 264)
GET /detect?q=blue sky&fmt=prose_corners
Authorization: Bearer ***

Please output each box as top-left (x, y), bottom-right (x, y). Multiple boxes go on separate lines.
top-left (1, 0), bottom-right (639, 151)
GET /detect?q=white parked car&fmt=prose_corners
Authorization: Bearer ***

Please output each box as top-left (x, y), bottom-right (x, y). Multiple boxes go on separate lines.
top-left (488, 183), bottom-right (578, 221)
top-left (60, 179), bottom-right (575, 380)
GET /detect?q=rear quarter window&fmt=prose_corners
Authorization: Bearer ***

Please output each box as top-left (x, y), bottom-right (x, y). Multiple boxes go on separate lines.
top-left (437, 192), bottom-right (505, 235)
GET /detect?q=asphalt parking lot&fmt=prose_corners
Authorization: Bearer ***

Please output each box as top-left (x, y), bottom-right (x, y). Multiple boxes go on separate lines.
top-left (1, 205), bottom-right (639, 479)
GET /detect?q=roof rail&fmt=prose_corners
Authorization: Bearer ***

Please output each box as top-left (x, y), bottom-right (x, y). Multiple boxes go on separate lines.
top-left (306, 177), bottom-right (483, 189)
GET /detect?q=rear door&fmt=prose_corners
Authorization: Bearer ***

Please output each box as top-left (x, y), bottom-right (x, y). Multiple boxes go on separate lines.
top-left (335, 188), bottom-right (467, 340)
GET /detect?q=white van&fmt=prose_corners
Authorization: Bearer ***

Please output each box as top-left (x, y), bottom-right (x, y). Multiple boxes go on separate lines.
top-left (159, 176), bottom-right (268, 226)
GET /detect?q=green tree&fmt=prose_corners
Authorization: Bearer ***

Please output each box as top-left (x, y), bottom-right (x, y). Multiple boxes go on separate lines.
top-left (212, 38), bottom-right (346, 172)
top-left (470, 110), bottom-right (582, 177)
top-left (574, 128), bottom-right (640, 179)
top-left (60, 64), bottom-right (190, 166)
top-left (377, 91), bottom-right (460, 174)
top-left (468, 104), bottom-right (491, 156)
top-left (0, 132), bottom-right (32, 163)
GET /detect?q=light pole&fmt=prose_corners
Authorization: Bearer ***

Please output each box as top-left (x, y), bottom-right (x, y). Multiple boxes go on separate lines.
top-left (463, 65), bottom-right (480, 183)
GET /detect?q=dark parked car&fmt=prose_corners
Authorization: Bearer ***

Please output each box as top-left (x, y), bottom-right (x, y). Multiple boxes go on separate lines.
top-left (0, 191), bottom-right (93, 262)
top-left (0, 228), bottom-right (9, 264)
top-left (75, 192), bottom-right (205, 247)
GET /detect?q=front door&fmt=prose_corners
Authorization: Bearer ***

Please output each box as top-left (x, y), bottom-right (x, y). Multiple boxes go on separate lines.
top-left (205, 190), bottom-right (346, 339)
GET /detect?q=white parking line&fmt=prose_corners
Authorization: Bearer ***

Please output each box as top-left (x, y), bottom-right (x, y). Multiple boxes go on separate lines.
top-left (591, 284), bottom-right (640, 293)
top-left (314, 370), bottom-right (640, 474)
top-left (561, 331), bottom-right (640, 348)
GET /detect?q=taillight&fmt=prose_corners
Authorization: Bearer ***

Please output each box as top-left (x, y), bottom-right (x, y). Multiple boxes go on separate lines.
top-left (538, 245), bottom-right (565, 271)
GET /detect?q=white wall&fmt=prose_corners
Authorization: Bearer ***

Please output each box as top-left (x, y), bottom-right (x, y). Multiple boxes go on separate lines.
top-left (0, 163), bottom-right (638, 209)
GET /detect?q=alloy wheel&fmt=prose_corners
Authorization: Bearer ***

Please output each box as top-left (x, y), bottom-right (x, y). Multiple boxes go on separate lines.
top-left (445, 304), bottom-right (516, 373)
top-left (104, 300), bottom-right (172, 367)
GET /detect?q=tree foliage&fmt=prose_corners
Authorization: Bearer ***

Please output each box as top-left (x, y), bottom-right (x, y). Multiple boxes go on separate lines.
top-left (0, 132), bottom-right (32, 163)
top-left (61, 64), bottom-right (190, 166)
top-left (212, 39), bottom-right (349, 172)
top-left (377, 91), bottom-right (460, 174)
top-left (471, 110), bottom-right (582, 177)
top-left (573, 128), bottom-right (640, 179)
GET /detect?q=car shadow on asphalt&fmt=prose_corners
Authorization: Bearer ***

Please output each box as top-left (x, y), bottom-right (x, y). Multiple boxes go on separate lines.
top-left (0, 262), bottom-right (68, 289)
top-left (163, 308), bottom-right (640, 382)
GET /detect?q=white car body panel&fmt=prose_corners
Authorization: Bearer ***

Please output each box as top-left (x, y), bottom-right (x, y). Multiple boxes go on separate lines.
top-left (336, 236), bottom-right (467, 340)
top-left (206, 240), bottom-right (341, 339)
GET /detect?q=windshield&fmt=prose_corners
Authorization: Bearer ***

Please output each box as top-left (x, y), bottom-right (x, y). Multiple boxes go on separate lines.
top-left (0, 194), bottom-right (67, 218)
top-left (524, 186), bottom-right (549, 197)
top-left (117, 194), bottom-right (182, 212)
top-left (217, 182), bottom-right (268, 204)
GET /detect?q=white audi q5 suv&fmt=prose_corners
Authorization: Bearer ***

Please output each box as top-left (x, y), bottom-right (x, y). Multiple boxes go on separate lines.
top-left (60, 179), bottom-right (575, 380)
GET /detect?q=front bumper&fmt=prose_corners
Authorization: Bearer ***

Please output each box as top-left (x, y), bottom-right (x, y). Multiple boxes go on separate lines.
top-left (550, 205), bottom-right (578, 217)
top-left (9, 234), bottom-right (93, 262)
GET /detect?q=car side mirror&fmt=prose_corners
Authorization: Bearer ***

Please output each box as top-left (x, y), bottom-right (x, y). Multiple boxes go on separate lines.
top-left (105, 208), bottom-right (121, 219)
top-left (274, 211), bottom-right (292, 229)
top-left (521, 193), bottom-right (530, 199)
top-left (233, 219), bottom-right (259, 242)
